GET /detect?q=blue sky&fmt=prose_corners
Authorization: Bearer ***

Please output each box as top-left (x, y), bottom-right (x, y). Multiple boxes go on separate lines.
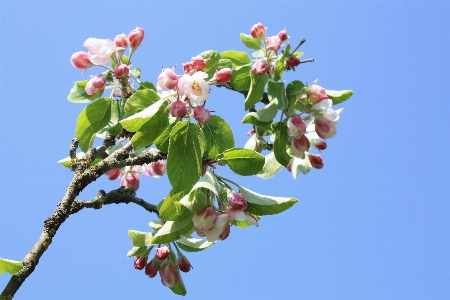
top-left (1, 1), bottom-right (449, 299)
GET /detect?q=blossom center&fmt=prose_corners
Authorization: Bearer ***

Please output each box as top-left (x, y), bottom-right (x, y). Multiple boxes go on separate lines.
top-left (192, 81), bottom-right (202, 93)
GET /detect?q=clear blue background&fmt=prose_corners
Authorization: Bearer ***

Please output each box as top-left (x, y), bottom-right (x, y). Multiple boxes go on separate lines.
top-left (1, 1), bottom-right (449, 299)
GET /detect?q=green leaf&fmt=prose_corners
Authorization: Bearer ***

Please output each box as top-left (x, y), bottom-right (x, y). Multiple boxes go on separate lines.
top-left (201, 115), bottom-right (234, 158)
top-left (128, 230), bottom-right (155, 247)
top-left (240, 33), bottom-right (262, 50)
top-left (120, 99), bottom-right (169, 150)
top-left (220, 50), bottom-right (252, 67)
top-left (219, 148), bottom-right (265, 176)
top-left (98, 99), bottom-right (122, 135)
top-left (75, 98), bottom-right (112, 152)
top-left (326, 89), bottom-right (353, 105)
top-left (170, 270), bottom-right (187, 296)
top-left (0, 258), bottom-right (22, 275)
top-left (152, 213), bottom-right (194, 244)
top-left (154, 117), bottom-right (179, 153)
top-left (229, 66), bottom-right (251, 92)
top-left (272, 122), bottom-right (291, 167)
top-left (178, 169), bottom-right (221, 212)
top-left (199, 50), bottom-right (221, 80)
top-left (273, 55), bottom-right (285, 81)
top-left (217, 58), bottom-right (232, 70)
top-left (237, 185), bottom-right (298, 215)
top-left (138, 81), bottom-right (157, 92)
top-left (257, 151), bottom-right (284, 179)
top-left (67, 80), bottom-right (103, 103)
top-left (167, 121), bottom-right (205, 193)
top-left (245, 73), bottom-right (269, 110)
top-left (159, 189), bottom-right (191, 221)
top-left (127, 246), bottom-right (147, 257)
top-left (286, 80), bottom-right (305, 109)
top-left (242, 100), bottom-right (278, 126)
top-left (110, 55), bottom-right (129, 70)
top-left (124, 89), bottom-right (161, 117)
top-left (130, 67), bottom-right (141, 78)
top-left (176, 236), bottom-right (214, 252)
top-left (268, 81), bottom-right (287, 111)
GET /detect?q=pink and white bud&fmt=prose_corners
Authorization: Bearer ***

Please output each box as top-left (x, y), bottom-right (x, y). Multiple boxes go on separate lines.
top-left (105, 169), bottom-right (121, 180)
top-left (160, 262), bottom-right (179, 288)
top-left (219, 223), bottom-right (230, 241)
top-left (286, 56), bottom-right (301, 68)
top-left (228, 193), bottom-right (248, 211)
top-left (120, 172), bottom-right (140, 190)
top-left (193, 106), bottom-right (211, 124)
top-left (83, 38), bottom-right (116, 66)
top-left (266, 36), bottom-right (282, 52)
top-left (85, 74), bottom-right (106, 95)
top-left (251, 22), bottom-right (266, 39)
top-left (291, 134), bottom-right (310, 159)
top-left (177, 255), bottom-right (192, 273)
top-left (170, 101), bottom-right (187, 118)
top-left (287, 116), bottom-right (307, 137)
top-left (114, 33), bottom-right (128, 47)
top-left (157, 68), bottom-right (178, 90)
top-left (215, 68), bottom-right (233, 83)
top-left (155, 246), bottom-right (170, 260)
top-left (312, 99), bottom-right (339, 139)
top-left (134, 256), bottom-right (147, 270)
top-left (114, 64), bottom-right (129, 79)
top-left (309, 85), bottom-right (329, 103)
top-left (191, 56), bottom-right (207, 71)
top-left (277, 28), bottom-right (289, 42)
top-left (178, 72), bottom-right (210, 103)
top-left (70, 52), bottom-right (93, 70)
top-left (251, 58), bottom-right (269, 75)
top-left (145, 258), bottom-right (160, 278)
top-left (128, 27), bottom-right (144, 48)
top-left (314, 140), bottom-right (327, 151)
top-left (193, 207), bottom-right (218, 232)
top-left (151, 160), bottom-right (166, 177)
top-left (308, 154), bottom-right (324, 169)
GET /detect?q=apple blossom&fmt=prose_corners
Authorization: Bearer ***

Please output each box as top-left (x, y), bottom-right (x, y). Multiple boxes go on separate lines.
top-left (287, 116), bottom-right (307, 137)
top-left (277, 28), bottom-right (289, 42)
top-left (128, 27), bottom-right (144, 48)
top-left (308, 153), bottom-right (324, 169)
top-left (224, 209), bottom-right (259, 228)
top-left (193, 106), bottom-right (211, 124)
top-left (309, 84), bottom-right (329, 103)
top-left (251, 58), bottom-right (269, 75)
top-left (228, 193), bottom-right (248, 211)
top-left (160, 262), bottom-right (179, 288)
top-left (157, 68), bottom-right (178, 90)
top-left (312, 99), bottom-right (340, 139)
top-left (114, 64), bottom-right (129, 79)
top-left (191, 56), bottom-right (207, 71)
top-left (70, 52), bottom-right (93, 70)
top-left (286, 56), bottom-right (301, 68)
top-left (291, 134), bottom-right (310, 159)
top-left (177, 72), bottom-right (210, 103)
top-left (219, 223), bottom-right (230, 241)
top-left (266, 36), bottom-right (282, 52)
top-left (251, 22), bottom-right (266, 39)
top-left (215, 68), bottom-right (233, 83)
top-left (85, 74), bottom-right (106, 96)
top-left (192, 207), bottom-right (217, 232)
top-left (182, 62), bottom-right (194, 74)
top-left (83, 38), bottom-right (116, 66)
top-left (170, 101), bottom-right (187, 119)
top-left (177, 255), bottom-right (192, 273)
top-left (120, 172), bottom-right (140, 190)
top-left (145, 258), bottom-right (160, 278)
top-left (105, 169), bottom-right (121, 180)
top-left (134, 256), bottom-right (147, 270)
top-left (114, 33), bottom-right (128, 47)
top-left (156, 246), bottom-right (170, 260)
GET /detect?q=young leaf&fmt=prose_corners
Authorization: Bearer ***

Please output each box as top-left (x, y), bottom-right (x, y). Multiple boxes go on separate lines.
top-left (67, 80), bottom-right (103, 103)
top-left (129, 67), bottom-right (141, 78)
top-left (178, 169), bottom-right (221, 212)
top-left (170, 270), bottom-right (187, 296)
top-left (219, 148), bottom-right (265, 176)
top-left (0, 258), bottom-right (23, 275)
top-left (138, 81), bottom-right (157, 91)
top-left (272, 122), bottom-right (291, 167)
top-left (127, 246), bottom-right (147, 257)
top-left (201, 115), bottom-right (235, 158)
top-left (159, 189), bottom-right (191, 221)
top-left (199, 50), bottom-right (221, 80)
top-left (237, 185), bottom-right (298, 215)
top-left (241, 100), bottom-right (278, 126)
top-left (273, 55), bottom-right (285, 82)
top-left (245, 73), bottom-right (269, 110)
top-left (128, 230), bottom-right (155, 247)
top-left (230, 66), bottom-right (251, 91)
top-left (151, 213), bottom-right (194, 244)
top-left (240, 33), bottom-right (262, 50)
top-left (176, 237), bottom-right (214, 252)
top-left (75, 98), bottom-right (112, 152)
top-left (326, 89), bottom-right (354, 105)
top-left (167, 121), bottom-right (205, 193)
top-left (286, 80), bottom-right (305, 109)
top-left (257, 151), bottom-right (284, 179)
top-left (220, 50), bottom-right (252, 67)
top-left (124, 89), bottom-right (161, 117)
top-left (268, 81), bottom-right (287, 111)
top-left (217, 58), bottom-right (232, 70)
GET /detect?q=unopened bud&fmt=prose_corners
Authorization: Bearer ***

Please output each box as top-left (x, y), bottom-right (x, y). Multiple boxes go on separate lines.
top-left (251, 22), bottom-right (266, 39)
top-left (266, 36), bottom-right (282, 52)
top-left (228, 193), bottom-right (248, 211)
top-left (177, 255), bottom-right (192, 273)
top-left (156, 246), bottom-right (170, 260)
top-left (120, 172), bottom-right (139, 190)
top-left (251, 58), bottom-right (269, 75)
top-left (291, 134), bottom-right (310, 159)
top-left (128, 27), bottom-right (144, 48)
top-left (219, 223), bottom-right (230, 241)
top-left (286, 56), bottom-right (301, 68)
top-left (191, 56), bottom-right (207, 71)
top-left (105, 169), bottom-right (121, 180)
top-left (114, 33), bottom-right (128, 47)
top-left (308, 154), bottom-right (324, 169)
top-left (277, 28), bottom-right (289, 42)
top-left (193, 106), bottom-right (211, 124)
top-left (85, 74), bottom-right (106, 96)
top-left (114, 64), bottom-right (129, 79)
top-left (170, 101), bottom-right (187, 118)
top-left (215, 68), bottom-right (233, 83)
top-left (70, 52), bottom-right (93, 70)
top-left (145, 258), bottom-right (160, 278)
top-left (134, 256), bottom-right (147, 270)
top-left (160, 262), bottom-right (179, 288)
top-left (314, 141), bottom-right (327, 151)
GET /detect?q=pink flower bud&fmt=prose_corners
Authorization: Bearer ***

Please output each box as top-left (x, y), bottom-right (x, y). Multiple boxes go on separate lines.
top-left (251, 22), bottom-right (266, 39)
top-left (177, 255), bottom-right (192, 273)
top-left (312, 100), bottom-right (339, 139)
top-left (287, 116), bottom-right (307, 137)
top-left (191, 56), bottom-right (207, 71)
top-left (145, 258), bottom-right (160, 278)
top-left (134, 256), bottom-right (147, 270)
top-left (277, 28), bottom-right (289, 42)
top-left (151, 160), bottom-right (166, 176)
top-left (114, 33), bottom-right (128, 47)
top-left (70, 52), bottom-right (93, 70)
top-left (193, 207), bottom-right (218, 232)
top-left (170, 101), bottom-right (187, 118)
top-left (286, 56), bottom-right (301, 68)
top-left (157, 68), bottom-right (178, 90)
top-left (193, 106), bottom-right (211, 124)
top-left (219, 223), bottom-right (230, 241)
top-left (182, 62), bottom-right (194, 74)
top-left (105, 169), bottom-right (121, 180)
top-left (120, 172), bottom-right (139, 190)
top-left (309, 85), bottom-right (329, 103)
top-left (251, 58), bottom-right (269, 75)
top-left (308, 154), bottom-right (324, 169)
top-left (314, 141), bottom-right (327, 151)
top-left (266, 36), bottom-right (282, 52)
top-left (85, 74), bottom-right (106, 96)
top-left (114, 64), bottom-right (129, 79)
top-left (128, 27), bottom-right (144, 48)
top-left (291, 134), bottom-right (310, 159)
top-left (156, 246), bottom-right (170, 260)
top-left (160, 262), bottom-right (179, 288)
top-left (215, 68), bottom-right (233, 83)
top-left (228, 193), bottom-right (248, 211)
